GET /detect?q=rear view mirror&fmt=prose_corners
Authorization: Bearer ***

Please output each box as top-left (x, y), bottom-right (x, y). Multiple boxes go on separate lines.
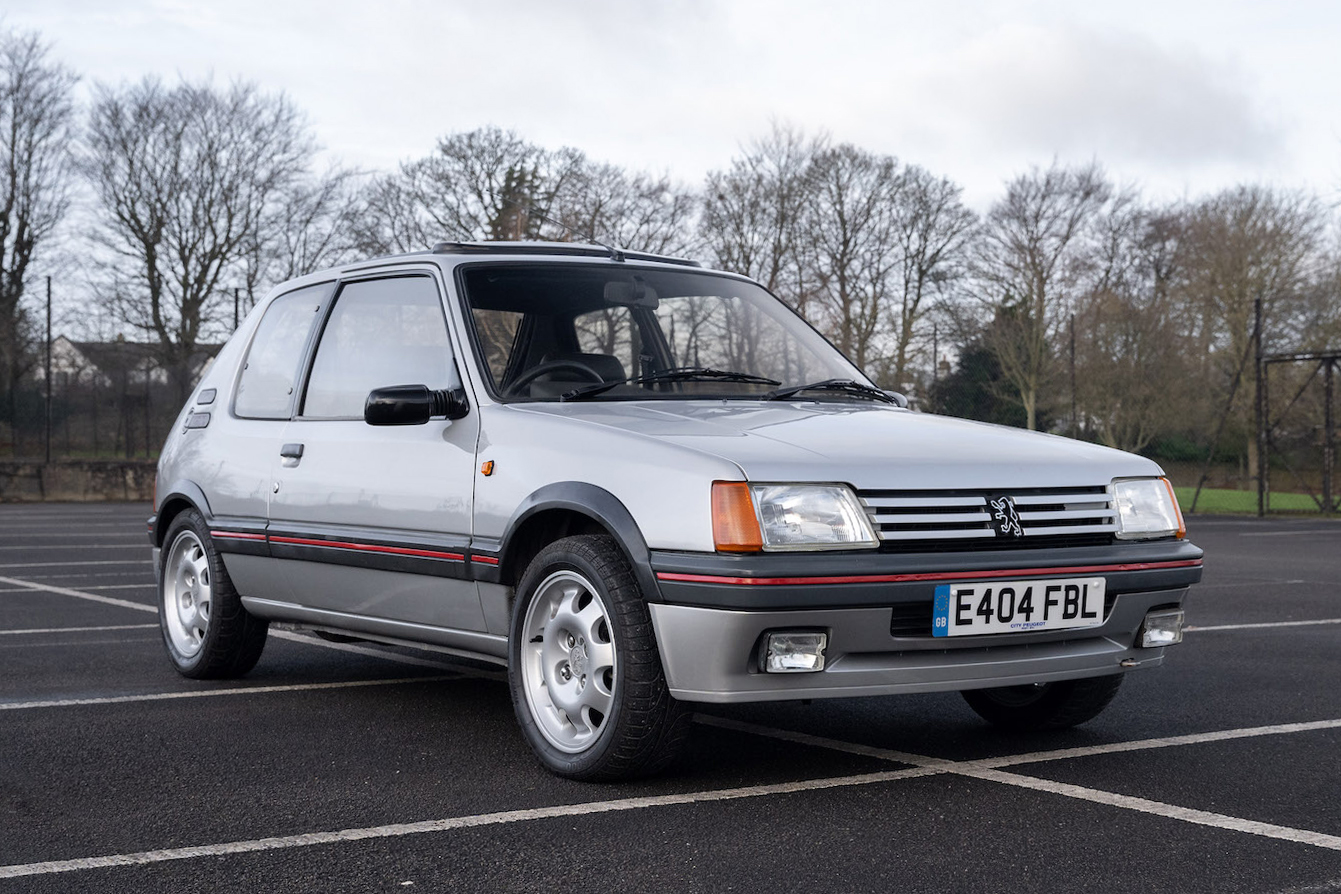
top-left (603, 276), bottom-right (660, 308)
top-left (365, 385), bottom-right (470, 425)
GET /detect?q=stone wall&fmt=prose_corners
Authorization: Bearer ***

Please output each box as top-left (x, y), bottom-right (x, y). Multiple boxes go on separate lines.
top-left (0, 461), bottom-right (156, 502)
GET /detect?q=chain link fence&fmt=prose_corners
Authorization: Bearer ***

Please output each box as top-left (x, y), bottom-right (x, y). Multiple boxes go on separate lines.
top-left (2, 326), bottom-right (1335, 516)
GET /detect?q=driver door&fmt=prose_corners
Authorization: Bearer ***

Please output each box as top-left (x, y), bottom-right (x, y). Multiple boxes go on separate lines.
top-left (266, 272), bottom-right (484, 632)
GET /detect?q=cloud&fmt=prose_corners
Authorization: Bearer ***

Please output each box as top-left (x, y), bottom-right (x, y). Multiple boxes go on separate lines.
top-left (915, 23), bottom-right (1285, 166)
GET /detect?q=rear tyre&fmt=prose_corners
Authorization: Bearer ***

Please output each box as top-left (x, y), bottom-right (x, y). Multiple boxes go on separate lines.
top-left (158, 509), bottom-right (268, 679)
top-left (961, 674), bottom-right (1124, 732)
top-left (508, 535), bottom-right (689, 780)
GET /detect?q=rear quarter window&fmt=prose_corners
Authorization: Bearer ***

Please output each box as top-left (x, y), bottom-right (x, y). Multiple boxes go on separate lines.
top-left (234, 284), bottom-right (330, 419)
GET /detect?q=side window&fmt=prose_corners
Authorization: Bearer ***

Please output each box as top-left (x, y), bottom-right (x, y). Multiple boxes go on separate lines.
top-left (302, 276), bottom-right (458, 419)
top-left (234, 284), bottom-right (329, 419)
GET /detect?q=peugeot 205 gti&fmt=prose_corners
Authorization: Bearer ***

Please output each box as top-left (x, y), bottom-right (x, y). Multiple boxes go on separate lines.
top-left (149, 241), bottom-right (1202, 779)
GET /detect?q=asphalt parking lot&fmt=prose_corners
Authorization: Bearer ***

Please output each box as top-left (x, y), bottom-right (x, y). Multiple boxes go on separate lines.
top-left (1, 504), bottom-right (1338, 892)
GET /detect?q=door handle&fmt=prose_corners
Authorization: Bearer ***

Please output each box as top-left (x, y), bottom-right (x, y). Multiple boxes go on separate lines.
top-left (280, 443), bottom-right (304, 460)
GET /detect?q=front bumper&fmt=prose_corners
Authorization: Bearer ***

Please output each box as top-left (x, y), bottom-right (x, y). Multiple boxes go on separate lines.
top-left (646, 540), bottom-right (1201, 703)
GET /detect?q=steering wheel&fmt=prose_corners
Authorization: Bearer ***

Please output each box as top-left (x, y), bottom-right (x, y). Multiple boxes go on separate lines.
top-left (503, 360), bottom-right (606, 396)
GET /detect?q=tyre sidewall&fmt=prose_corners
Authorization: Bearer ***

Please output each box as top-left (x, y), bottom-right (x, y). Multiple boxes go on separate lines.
top-left (507, 538), bottom-right (640, 779)
top-left (158, 509), bottom-right (225, 676)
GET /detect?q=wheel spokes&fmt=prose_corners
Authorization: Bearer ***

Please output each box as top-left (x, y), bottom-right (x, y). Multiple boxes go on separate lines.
top-left (163, 530), bottom-right (212, 659)
top-left (520, 569), bottom-right (620, 754)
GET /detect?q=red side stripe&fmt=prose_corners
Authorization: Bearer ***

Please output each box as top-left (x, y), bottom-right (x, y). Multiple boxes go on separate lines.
top-left (269, 535), bottom-right (464, 562)
top-left (210, 531), bottom-right (266, 541)
top-left (471, 555), bottom-right (500, 565)
top-left (655, 559), bottom-right (1202, 587)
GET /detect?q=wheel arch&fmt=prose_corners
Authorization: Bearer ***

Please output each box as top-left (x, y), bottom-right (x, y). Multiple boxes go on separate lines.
top-left (497, 483), bottom-right (663, 601)
top-left (152, 480), bottom-right (214, 547)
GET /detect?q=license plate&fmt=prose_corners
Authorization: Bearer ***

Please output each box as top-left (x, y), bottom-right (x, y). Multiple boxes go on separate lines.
top-left (932, 577), bottom-right (1106, 637)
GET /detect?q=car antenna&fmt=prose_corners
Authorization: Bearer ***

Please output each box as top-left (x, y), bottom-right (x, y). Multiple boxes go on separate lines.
top-left (525, 203), bottom-right (626, 263)
top-left (481, 189), bottom-right (626, 262)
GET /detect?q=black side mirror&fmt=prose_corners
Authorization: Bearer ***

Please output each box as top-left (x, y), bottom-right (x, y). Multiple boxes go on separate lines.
top-left (365, 385), bottom-right (470, 425)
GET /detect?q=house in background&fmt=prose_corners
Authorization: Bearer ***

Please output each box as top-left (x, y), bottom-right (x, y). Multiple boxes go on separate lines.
top-left (33, 337), bottom-right (221, 390)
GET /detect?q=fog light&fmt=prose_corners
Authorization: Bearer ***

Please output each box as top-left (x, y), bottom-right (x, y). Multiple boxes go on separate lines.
top-left (761, 631), bottom-right (827, 673)
top-left (1140, 609), bottom-right (1184, 647)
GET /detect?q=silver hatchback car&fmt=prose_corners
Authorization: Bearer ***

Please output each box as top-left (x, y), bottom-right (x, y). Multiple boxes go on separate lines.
top-left (150, 241), bottom-right (1202, 779)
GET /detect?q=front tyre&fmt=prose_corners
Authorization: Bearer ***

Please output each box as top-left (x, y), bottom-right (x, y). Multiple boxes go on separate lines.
top-left (961, 674), bottom-right (1124, 732)
top-left (509, 535), bottom-right (688, 780)
top-left (158, 509), bottom-right (268, 679)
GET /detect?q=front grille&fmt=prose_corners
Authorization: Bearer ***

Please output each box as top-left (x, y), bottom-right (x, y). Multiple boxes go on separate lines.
top-left (860, 486), bottom-right (1116, 553)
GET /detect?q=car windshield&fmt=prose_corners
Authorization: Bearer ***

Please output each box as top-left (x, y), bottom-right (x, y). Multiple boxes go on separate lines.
top-left (461, 263), bottom-right (870, 402)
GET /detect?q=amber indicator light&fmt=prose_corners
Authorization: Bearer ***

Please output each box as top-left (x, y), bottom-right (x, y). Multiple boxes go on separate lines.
top-left (712, 481), bottom-right (763, 552)
top-left (480, 460), bottom-right (495, 477)
top-left (1162, 477), bottom-right (1186, 539)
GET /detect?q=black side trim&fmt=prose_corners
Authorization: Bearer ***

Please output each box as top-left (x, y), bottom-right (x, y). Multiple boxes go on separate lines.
top-left (207, 516), bottom-right (271, 557)
top-left (266, 524), bottom-right (472, 581)
top-left (499, 483), bottom-right (660, 599)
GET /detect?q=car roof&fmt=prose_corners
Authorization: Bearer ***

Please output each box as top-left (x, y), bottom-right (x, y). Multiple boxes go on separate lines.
top-left (261, 242), bottom-right (748, 304)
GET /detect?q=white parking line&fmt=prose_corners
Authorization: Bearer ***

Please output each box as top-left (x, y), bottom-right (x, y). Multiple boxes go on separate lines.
top-left (0, 675), bottom-right (456, 712)
top-left (5, 710), bottom-right (1339, 879)
top-left (0, 523), bottom-right (140, 530)
top-left (0, 560), bottom-right (148, 569)
top-left (1186, 619), bottom-right (1341, 632)
top-left (0, 543), bottom-right (146, 551)
top-left (0, 624), bottom-right (158, 636)
top-left (0, 574), bottom-right (492, 674)
top-left (0, 575), bottom-right (155, 613)
top-left (0, 532), bottom-right (146, 538)
top-left (1240, 530), bottom-right (1341, 537)
top-left (11, 571), bottom-right (156, 581)
top-left (697, 716), bottom-right (1341, 853)
top-left (964, 766), bottom-right (1341, 851)
top-left (0, 766), bottom-right (937, 879)
top-left (0, 583), bottom-right (152, 594)
top-left (1196, 579), bottom-right (1312, 589)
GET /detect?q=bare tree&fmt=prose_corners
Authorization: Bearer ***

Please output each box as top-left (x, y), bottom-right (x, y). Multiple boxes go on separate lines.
top-left (1073, 205), bottom-right (1197, 451)
top-left (83, 78), bottom-right (314, 398)
top-left (700, 124), bottom-right (822, 308)
top-left (238, 165), bottom-right (362, 315)
top-left (800, 143), bottom-right (904, 376)
top-left (0, 28), bottom-right (75, 450)
top-left (1174, 185), bottom-right (1326, 477)
top-left (552, 163), bottom-right (697, 256)
top-left (1178, 185), bottom-right (1325, 363)
top-left (973, 162), bottom-right (1112, 430)
top-left (886, 166), bottom-right (977, 391)
top-left (355, 127), bottom-right (584, 254)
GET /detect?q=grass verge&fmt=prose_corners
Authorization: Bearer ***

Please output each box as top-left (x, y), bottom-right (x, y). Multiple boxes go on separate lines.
top-left (1173, 486), bottom-right (1325, 514)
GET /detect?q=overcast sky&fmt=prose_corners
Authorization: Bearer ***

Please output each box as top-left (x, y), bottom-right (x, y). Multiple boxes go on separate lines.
top-left (8, 0), bottom-right (1341, 209)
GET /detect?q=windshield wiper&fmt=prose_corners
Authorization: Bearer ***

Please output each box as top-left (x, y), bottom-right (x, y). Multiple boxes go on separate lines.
top-left (560, 367), bottom-right (782, 401)
top-left (765, 378), bottom-right (898, 404)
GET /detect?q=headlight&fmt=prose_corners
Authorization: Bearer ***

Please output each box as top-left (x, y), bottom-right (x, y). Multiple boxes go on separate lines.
top-left (1112, 478), bottom-right (1185, 540)
top-left (711, 482), bottom-right (878, 552)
